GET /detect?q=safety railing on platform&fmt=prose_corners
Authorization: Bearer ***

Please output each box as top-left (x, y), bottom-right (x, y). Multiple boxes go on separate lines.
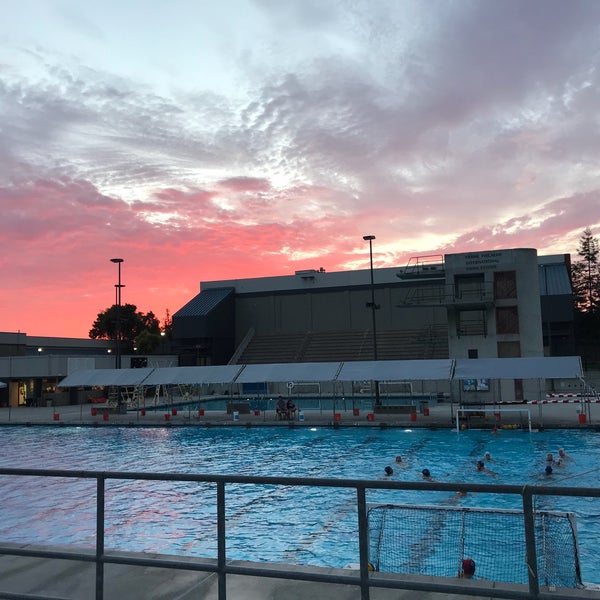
top-left (0, 468), bottom-right (598, 600)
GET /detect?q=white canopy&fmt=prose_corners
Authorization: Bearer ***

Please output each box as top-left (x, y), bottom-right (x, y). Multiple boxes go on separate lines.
top-left (234, 362), bottom-right (341, 383)
top-left (57, 368), bottom-right (154, 388)
top-left (336, 359), bottom-right (454, 382)
top-left (143, 365), bottom-right (244, 385)
top-left (453, 356), bottom-right (583, 380)
top-left (57, 356), bottom-right (583, 388)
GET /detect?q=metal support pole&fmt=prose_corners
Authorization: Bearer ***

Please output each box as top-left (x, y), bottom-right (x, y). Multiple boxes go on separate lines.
top-left (522, 487), bottom-right (540, 597)
top-left (363, 235), bottom-right (381, 406)
top-left (95, 475), bottom-right (105, 600)
top-left (357, 486), bottom-right (371, 600)
top-left (110, 258), bottom-right (124, 370)
top-left (217, 481), bottom-right (226, 600)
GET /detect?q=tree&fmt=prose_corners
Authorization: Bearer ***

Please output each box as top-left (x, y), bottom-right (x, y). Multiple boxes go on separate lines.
top-left (571, 228), bottom-right (600, 368)
top-left (134, 329), bottom-right (163, 354)
top-left (571, 227), bottom-right (600, 312)
top-left (89, 304), bottom-right (160, 352)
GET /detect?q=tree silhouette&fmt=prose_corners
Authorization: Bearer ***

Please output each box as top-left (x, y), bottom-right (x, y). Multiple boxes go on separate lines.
top-left (571, 228), bottom-right (600, 368)
top-left (89, 304), bottom-right (160, 353)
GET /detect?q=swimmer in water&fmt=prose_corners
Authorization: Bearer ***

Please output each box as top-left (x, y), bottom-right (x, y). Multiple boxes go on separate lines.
top-left (484, 451), bottom-right (493, 462)
top-left (384, 466), bottom-right (394, 476)
top-left (558, 448), bottom-right (573, 462)
top-left (476, 460), bottom-right (496, 476)
top-left (459, 558), bottom-right (476, 579)
top-left (422, 468), bottom-right (433, 480)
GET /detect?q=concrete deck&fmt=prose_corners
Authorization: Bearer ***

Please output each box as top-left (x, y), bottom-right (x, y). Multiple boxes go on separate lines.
top-left (0, 397), bottom-right (597, 429)
top-left (1, 547), bottom-right (597, 600)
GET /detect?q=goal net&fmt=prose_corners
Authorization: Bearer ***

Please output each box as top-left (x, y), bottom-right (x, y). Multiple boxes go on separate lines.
top-left (456, 407), bottom-right (532, 432)
top-left (368, 503), bottom-right (582, 588)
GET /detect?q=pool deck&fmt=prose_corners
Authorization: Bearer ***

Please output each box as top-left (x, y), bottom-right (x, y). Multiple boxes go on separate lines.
top-left (0, 398), bottom-right (597, 429)
top-left (1, 546), bottom-right (597, 600)
top-left (1, 401), bottom-right (598, 600)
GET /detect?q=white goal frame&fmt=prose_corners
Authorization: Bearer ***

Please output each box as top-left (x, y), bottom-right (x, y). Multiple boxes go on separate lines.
top-left (456, 407), bottom-right (532, 432)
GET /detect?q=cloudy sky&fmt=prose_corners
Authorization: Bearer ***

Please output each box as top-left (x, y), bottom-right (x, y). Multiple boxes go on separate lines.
top-left (2, 0), bottom-right (600, 338)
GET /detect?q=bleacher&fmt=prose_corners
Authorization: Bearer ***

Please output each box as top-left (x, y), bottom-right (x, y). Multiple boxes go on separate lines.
top-left (234, 326), bottom-right (449, 364)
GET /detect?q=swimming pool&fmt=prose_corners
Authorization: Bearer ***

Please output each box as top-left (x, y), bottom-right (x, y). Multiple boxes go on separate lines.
top-left (0, 426), bottom-right (598, 585)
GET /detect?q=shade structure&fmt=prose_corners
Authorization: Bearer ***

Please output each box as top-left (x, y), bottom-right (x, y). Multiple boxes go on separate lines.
top-left (56, 357), bottom-right (584, 389)
top-left (57, 368), bottom-right (154, 388)
top-left (336, 359), bottom-right (454, 382)
top-left (234, 362), bottom-right (342, 384)
top-left (143, 365), bottom-right (245, 386)
top-left (453, 357), bottom-right (583, 380)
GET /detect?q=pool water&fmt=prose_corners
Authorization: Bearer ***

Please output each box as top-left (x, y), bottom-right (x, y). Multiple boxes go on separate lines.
top-left (0, 426), bottom-right (598, 584)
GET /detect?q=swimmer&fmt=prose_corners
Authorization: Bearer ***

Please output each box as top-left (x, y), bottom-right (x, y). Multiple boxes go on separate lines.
top-left (459, 558), bottom-right (476, 579)
top-left (422, 468), bottom-right (433, 480)
top-left (558, 448), bottom-right (573, 462)
top-left (546, 453), bottom-right (555, 464)
top-left (544, 465), bottom-right (553, 476)
top-left (484, 451), bottom-right (493, 462)
top-left (395, 455), bottom-right (403, 464)
top-left (384, 466), bottom-right (394, 476)
top-left (476, 460), bottom-right (496, 475)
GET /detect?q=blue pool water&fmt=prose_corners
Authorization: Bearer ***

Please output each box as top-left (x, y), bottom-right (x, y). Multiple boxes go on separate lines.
top-left (0, 426), bottom-right (598, 584)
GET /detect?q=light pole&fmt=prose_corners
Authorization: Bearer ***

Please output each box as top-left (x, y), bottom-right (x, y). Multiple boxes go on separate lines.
top-left (110, 258), bottom-right (124, 369)
top-left (363, 235), bottom-right (381, 406)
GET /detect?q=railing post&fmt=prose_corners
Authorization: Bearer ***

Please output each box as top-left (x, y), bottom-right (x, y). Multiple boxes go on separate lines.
top-left (522, 486), bottom-right (540, 598)
top-left (217, 481), bottom-right (226, 600)
top-left (96, 474), bottom-right (105, 600)
top-left (356, 485), bottom-right (370, 600)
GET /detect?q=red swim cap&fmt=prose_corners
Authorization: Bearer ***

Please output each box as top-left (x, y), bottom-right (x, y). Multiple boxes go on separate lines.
top-left (462, 558), bottom-right (476, 575)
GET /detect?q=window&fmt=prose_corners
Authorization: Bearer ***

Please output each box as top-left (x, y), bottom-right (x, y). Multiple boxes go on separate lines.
top-left (468, 348), bottom-right (478, 359)
top-left (494, 271), bottom-right (517, 299)
top-left (496, 306), bottom-right (519, 334)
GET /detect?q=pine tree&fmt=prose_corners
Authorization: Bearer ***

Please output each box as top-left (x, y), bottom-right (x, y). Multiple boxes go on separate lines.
top-left (571, 228), bottom-right (600, 368)
top-left (571, 227), bottom-right (600, 312)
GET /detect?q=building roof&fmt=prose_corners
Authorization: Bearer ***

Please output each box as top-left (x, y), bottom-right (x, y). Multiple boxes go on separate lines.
top-left (173, 287), bottom-right (234, 318)
top-left (538, 263), bottom-right (571, 296)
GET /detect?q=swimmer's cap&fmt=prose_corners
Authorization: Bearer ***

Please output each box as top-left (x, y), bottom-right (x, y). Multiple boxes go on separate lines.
top-left (462, 558), bottom-right (476, 575)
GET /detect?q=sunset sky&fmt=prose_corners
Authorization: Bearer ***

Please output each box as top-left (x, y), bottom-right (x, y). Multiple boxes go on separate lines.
top-left (2, 0), bottom-right (600, 338)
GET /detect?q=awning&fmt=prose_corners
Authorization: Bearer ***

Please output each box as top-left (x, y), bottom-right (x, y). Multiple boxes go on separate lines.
top-left (234, 362), bottom-right (341, 383)
top-left (337, 359), bottom-right (454, 382)
top-left (453, 357), bottom-right (583, 380)
top-left (56, 357), bottom-right (584, 388)
top-left (143, 365), bottom-right (245, 385)
top-left (57, 368), bottom-right (154, 388)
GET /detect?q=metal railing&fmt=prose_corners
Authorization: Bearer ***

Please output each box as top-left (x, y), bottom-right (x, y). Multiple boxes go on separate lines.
top-left (0, 468), bottom-right (599, 600)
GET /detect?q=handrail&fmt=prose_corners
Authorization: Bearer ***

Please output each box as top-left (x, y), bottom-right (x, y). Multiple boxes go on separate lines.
top-left (0, 468), bottom-right (599, 600)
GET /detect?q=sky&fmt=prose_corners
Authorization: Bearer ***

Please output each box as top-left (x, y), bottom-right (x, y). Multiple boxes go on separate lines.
top-left (2, 0), bottom-right (600, 339)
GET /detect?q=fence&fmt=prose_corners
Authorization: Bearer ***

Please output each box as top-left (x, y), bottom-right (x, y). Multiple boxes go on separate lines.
top-left (0, 468), bottom-right (599, 600)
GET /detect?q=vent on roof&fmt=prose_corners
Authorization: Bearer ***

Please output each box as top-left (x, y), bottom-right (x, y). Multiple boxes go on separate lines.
top-left (295, 269), bottom-right (318, 279)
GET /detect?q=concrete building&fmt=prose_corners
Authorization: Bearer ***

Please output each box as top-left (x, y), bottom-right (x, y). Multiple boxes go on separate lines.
top-left (0, 332), bottom-right (175, 408)
top-left (171, 248), bottom-right (575, 402)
